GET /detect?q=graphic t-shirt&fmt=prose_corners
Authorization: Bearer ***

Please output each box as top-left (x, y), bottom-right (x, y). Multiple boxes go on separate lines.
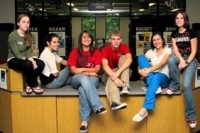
top-left (171, 28), bottom-right (197, 56)
top-left (101, 44), bottom-right (130, 69)
top-left (68, 48), bottom-right (102, 68)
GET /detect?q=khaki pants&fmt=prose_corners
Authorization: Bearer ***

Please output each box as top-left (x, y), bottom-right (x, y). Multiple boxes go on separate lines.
top-left (102, 56), bottom-right (130, 105)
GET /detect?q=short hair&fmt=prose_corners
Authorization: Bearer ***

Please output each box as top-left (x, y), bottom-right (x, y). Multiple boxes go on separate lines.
top-left (175, 11), bottom-right (190, 28)
top-left (109, 29), bottom-right (121, 39)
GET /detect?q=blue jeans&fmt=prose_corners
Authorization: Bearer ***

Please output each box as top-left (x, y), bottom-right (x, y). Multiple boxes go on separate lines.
top-left (167, 55), bottom-right (198, 120)
top-left (71, 74), bottom-right (103, 122)
top-left (47, 67), bottom-right (71, 89)
top-left (138, 55), bottom-right (169, 110)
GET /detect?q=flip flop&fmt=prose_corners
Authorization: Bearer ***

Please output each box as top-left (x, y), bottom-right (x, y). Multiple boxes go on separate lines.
top-left (25, 86), bottom-right (33, 94)
top-left (33, 86), bottom-right (44, 94)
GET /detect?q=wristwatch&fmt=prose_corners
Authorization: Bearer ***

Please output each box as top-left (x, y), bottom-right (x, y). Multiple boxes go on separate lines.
top-left (186, 61), bottom-right (190, 65)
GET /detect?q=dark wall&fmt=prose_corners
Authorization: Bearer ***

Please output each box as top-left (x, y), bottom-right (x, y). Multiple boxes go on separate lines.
top-left (192, 23), bottom-right (200, 62)
top-left (0, 23), bottom-right (14, 64)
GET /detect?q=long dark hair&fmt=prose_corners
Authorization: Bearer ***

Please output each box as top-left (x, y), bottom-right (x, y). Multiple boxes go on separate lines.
top-left (17, 14), bottom-right (32, 48)
top-left (45, 33), bottom-right (59, 46)
top-left (150, 31), bottom-right (166, 50)
top-left (175, 11), bottom-right (190, 28)
top-left (78, 30), bottom-right (94, 56)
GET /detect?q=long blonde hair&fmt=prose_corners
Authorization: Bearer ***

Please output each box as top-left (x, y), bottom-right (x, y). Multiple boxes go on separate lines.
top-left (17, 14), bottom-right (32, 48)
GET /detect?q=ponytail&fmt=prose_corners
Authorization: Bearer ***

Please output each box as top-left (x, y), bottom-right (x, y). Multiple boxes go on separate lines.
top-left (24, 31), bottom-right (32, 48)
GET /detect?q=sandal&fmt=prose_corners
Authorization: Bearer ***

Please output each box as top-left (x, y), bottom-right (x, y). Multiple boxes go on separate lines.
top-left (25, 86), bottom-right (33, 94)
top-left (33, 86), bottom-right (44, 94)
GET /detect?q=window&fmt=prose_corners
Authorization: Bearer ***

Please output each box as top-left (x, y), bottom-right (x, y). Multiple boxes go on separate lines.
top-left (105, 17), bottom-right (120, 39)
top-left (82, 17), bottom-right (96, 39)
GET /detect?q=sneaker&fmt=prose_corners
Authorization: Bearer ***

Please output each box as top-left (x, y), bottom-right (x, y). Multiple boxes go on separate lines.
top-left (189, 120), bottom-right (197, 128)
top-left (96, 107), bottom-right (107, 114)
top-left (79, 125), bottom-right (88, 133)
top-left (166, 88), bottom-right (175, 95)
top-left (141, 86), bottom-right (162, 94)
top-left (132, 112), bottom-right (148, 122)
top-left (121, 82), bottom-right (131, 95)
top-left (156, 86), bottom-right (162, 94)
top-left (111, 100), bottom-right (127, 110)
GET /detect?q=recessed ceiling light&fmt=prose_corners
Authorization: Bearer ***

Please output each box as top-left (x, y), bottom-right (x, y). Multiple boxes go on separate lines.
top-left (67, 3), bottom-right (74, 6)
top-left (171, 8), bottom-right (179, 12)
top-left (73, 8), bottom-right (78, 11)
top-left (139, 9), bottom-right (145, 11)
top-left (149, 3), bottom-right (155, 6)
top-left (38, 8), bottom-right (46, 11)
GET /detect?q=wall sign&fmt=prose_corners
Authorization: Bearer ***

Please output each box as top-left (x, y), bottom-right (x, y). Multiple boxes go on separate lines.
top-left (88, 2), bottom-right (112, 10)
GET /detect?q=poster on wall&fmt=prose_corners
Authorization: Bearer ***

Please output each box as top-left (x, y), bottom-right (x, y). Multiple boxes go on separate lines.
top-left (49, 27), bottom-right (66, 56)
top-left (0, 68), bottom-right (7, 90)
top-left (29, 27), bottom-right (38, 49)
top-left (163, 32), bottom-right (172, 47)
top-left (136, 27), bottom-right (152, 55)
top-left (163, 27), bottom-right (176, 54)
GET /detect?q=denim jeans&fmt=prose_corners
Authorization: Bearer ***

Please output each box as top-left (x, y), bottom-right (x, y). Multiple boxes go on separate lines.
top-left (71, 74), bottom-right (103, 122)
top-left (47, 67), bottom-right (71, 89)
top-left (167, 55), bottom-right (198, 120)
top-left (138, 55), bottom-right (169, 110)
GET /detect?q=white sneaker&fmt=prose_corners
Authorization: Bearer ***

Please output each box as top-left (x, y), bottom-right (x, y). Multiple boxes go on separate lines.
top-left (121, 82), bottom-right (131, 95)
top-left (132, 112), bottom-right (148, 122)
top-left (189, 120), bottom-right (197, 128)
top-left (141, 86), bottom-right (162, 94)
top-left (156, 86), bottom-right (162, 94)
top-left (166, 88), bottom-right (175, 95)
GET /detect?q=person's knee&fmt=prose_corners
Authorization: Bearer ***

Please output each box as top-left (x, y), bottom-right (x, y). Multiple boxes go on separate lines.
top-left (137, 55), bottom-right (146, 62)
top-left (23, 60), bottom-right (33, 69)
top-left (37, 60), bottom-right (45, 69)
top-left (183, 82), bottom-right (191, 90)
top-left (167, 56), bottom-right (176, 64)
top-left (151, 75), bottom-right (161, 83)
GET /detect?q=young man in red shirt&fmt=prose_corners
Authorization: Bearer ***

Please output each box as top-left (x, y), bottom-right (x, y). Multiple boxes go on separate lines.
top-left (101, 29), bottom-right (132, 110)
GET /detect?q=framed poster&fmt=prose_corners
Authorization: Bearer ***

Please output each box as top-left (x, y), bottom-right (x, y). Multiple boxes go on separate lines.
top-left (136, 32), bottom-right (152, 55)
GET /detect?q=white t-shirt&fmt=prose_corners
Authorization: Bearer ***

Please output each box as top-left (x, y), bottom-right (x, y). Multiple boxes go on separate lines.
top-left (39, 47), bottom-right (62, 77)
top-left (145, 47), bottom-right (172, 77)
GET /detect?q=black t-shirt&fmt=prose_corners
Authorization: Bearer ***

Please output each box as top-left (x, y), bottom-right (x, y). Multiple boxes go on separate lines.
top-left (171, 28), bottom-right (197, 56)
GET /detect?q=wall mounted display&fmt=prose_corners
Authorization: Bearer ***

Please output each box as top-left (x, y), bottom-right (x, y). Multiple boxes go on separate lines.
top-left (0, 68), bottom-right (7, 90)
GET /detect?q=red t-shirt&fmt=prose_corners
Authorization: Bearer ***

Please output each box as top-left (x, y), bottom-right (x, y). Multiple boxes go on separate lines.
top-left (68, 48), bottom-right (102, 68)
top-left (101, 44), bottom-right (130, 69)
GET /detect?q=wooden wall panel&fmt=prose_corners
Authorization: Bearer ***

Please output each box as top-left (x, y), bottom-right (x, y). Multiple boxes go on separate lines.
top-left (191, 89), bottom-right (200, 133)
top-left (0, 90), bottom-right (12, 133)
top-left (57, 96), bottom-right (146, 133)
top-left (0, 63), bottom-right (23, 91)
top-left (147, 95), bottom-right (190, 133)
top-left (11, 95), bottom-right (57, 133)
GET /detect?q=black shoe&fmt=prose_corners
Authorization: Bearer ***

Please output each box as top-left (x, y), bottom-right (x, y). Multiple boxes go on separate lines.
top-left (111, 100), bottom-right (127, 110)
top-left (96, 107), bottom-right (107, 114)
top-left (80, 125), bottom-right (88, 133)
